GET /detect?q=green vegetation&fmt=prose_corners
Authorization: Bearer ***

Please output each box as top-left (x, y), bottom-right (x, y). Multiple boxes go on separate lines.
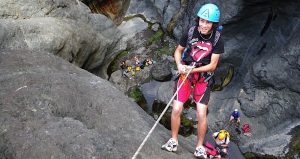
top-left (244, 126), bottom-right (300, 159)
top-left (156, 43), bottom-right (175, 57)
top-left (152, 100), bottom-right (195, 136)
top-left (127, 86), bottom-right (143, 102)
top-left (288, 136), bottom-right (300, 157)
top-left (107, 50), bottom-right (129, 77)
top-left (127, 86), bottom-right (148, 111)
top-left (179, 114), bottom-right (194, 137)
top-left (181, 115), bottom-right (193, 127)
top-left (286, 126), bottom-right (300, 158)
top-left (244, 152), bottom-right (276, 159)
top-left (147, 29), bottom-right (163, 46)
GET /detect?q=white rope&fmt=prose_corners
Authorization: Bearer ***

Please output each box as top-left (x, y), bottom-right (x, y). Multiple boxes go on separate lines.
top-left (131, 63), bottom-right (196, 159)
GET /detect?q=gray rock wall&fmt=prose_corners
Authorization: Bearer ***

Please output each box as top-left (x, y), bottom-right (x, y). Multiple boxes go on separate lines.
top-left (0, 49), bottom-right (197, 159)
top-left (123, 0), bottom-right (300, 156)
top-left (206, 0), bottom-right (300, 156)
top-left (0, 0), bottom-right (126, 78)
top-left (0, 0), bottom-right (300, 157)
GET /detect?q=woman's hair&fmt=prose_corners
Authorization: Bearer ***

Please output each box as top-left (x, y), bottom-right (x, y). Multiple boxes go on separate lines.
top-left (194, 17), bottom-right (219, 31)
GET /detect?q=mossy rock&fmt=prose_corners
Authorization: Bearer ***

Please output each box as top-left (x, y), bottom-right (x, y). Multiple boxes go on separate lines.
top-left (243, 152), bottom-right (276, 159)
top-left (107, 50), bottom-right (129, 77)
top-left (155, 43), bottom-right (176, 57)
top-left (243, 125), bottom-right (300, 159)
top-left (127, 86), bottom-right (147, 111)
top-left (179, 115), bottom-right (194, 137)
top-left (152, 99), bottom-right (166, 114)
top-left (152, 99), bottom-right (194, 137)
top-left (286, 125), bottom-right (300, 158)
top-left (158, 111), bottom-right (171, 130)
top-left (181, 115), bottom-right (193, 127)
top-left (147, 29), bottom-right (163, 46)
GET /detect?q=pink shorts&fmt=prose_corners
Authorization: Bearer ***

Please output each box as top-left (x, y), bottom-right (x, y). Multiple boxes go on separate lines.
top-left (175, 73), bottom-right (210, 105)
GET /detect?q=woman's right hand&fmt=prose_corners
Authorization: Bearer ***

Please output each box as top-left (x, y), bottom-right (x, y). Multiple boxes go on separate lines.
top-left (178, 64), bottom-right (187, 74)
top-left (178, 64), bottom-right (194, 74)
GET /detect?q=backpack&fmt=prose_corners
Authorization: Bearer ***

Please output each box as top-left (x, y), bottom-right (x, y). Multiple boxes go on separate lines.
top-left (181, 25), bottom-right (222, 64)
top-left (204, 141), bottom-right (228, 158)
top-left (242, 123), bottom-right (251, 133)
top-left (204, 142), bottom-right (218, 156)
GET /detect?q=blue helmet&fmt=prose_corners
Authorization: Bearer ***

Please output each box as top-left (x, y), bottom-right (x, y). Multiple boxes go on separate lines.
top-left (232, 109), bottom-right (240, 118)
top-left (197, 3), bottom-right (220, 22)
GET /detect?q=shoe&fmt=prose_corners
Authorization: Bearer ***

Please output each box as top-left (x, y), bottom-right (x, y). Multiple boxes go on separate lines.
top-left (194, 145), bottom-right (207, 159)
top-left (161, 138), bottom-right (178, 152)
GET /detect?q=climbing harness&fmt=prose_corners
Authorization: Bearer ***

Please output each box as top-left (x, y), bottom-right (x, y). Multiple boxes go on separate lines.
top-left (131, 62), bottom-right (196, 159)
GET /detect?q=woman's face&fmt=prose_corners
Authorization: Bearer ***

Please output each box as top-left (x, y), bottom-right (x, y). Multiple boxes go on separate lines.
top-left (198, 18), bottom-right (213, 35)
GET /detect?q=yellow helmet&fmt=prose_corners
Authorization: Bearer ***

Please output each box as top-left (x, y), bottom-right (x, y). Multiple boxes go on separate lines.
top-left (218, 130), bottom-right (230, 140)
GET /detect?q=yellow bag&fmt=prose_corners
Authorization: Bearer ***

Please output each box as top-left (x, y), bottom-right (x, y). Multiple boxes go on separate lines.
top-left (127, 66), bottom-right (132, 71)
top-left (136, 66), bottom-right (141, 71)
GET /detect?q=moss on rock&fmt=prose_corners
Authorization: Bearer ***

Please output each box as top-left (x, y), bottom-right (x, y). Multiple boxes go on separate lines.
top-left (127, 86), bottom-right (147, 111)
top-left (286, 125), bottom-right (300, 158)
top-left (244, 152), bottom-right (276, 159)
top-left (107, 50), bottom-right (129, 77)
top-left (147, 29), bottom-right (163, 46)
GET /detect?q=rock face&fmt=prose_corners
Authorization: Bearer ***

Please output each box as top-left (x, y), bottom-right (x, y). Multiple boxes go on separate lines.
top-left (0, 0), bottom-right (126, 78)
top-left (150, 60), bottom-right (172, 82)
top-left (116, 0), bottom-right (300, 157)
top-left (206, 0), bottom-right (300, 156)
top-left (0, 49), bottom-right (199, 159)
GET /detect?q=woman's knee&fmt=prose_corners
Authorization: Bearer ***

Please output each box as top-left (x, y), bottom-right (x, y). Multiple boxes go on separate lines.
top-left (197, 112), bottom-right (207, 121)
top-left (172, 106), bottom-right (182, 116)
top-left (172, 101), bottom-right (183, 116)
top-left (196, 103), bottom-right (207, 118)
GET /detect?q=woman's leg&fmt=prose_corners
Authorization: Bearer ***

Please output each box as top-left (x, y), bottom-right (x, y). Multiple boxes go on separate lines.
top-left (171, 76), bottom-right (191, 141)
top-left (171, 100), bottom-right (184, 141)
top-left (196, 102), bottom-right (208, 147)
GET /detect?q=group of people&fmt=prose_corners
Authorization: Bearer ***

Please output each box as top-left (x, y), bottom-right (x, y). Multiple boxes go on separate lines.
top-left (210, 109), bottom-right (241, 158)
top-left (120, 56), bottom-right (153, 79)
top-left (160, 3), bottom-right (240, 159)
